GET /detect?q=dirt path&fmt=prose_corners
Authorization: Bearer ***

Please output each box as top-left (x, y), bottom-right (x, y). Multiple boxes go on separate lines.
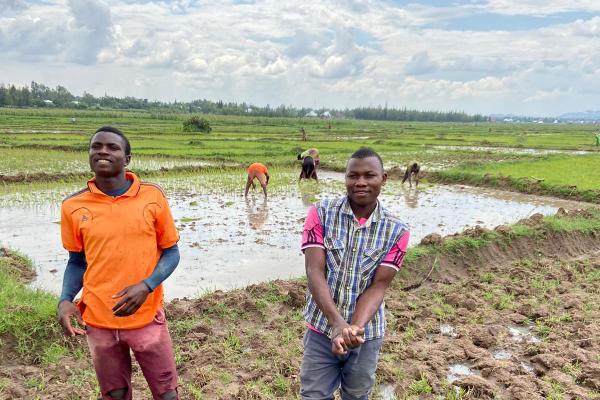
top-left (1, 213), bottom-right (600, 399)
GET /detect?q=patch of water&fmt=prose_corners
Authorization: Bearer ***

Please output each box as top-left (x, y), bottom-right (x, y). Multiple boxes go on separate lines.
top-left (376, 383), bottom-right (396, 400)
top-left (520, 361), bottom-right (535, 374)
top-left (447, 363), bottom-right (473, 383)
top-left (493, 349), bottom-right (513, 360)
top-left (432, 145), bottom-right (592, 155)
top-left (440, 324), bottom-right (458, 338)
top-left (0, 171), bottom-right (594, 299)
top-left (509, 325), bottom-right (540, 344)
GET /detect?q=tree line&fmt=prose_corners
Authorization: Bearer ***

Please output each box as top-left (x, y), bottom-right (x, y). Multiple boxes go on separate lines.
top-left (0, 81), bottom-right (487, 122)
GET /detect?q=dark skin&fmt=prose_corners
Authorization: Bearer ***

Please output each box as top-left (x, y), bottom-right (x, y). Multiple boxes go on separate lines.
top-left (58, 131), bottom-right (151, 337)
top-left (305, 156), bottom-right (396, 356)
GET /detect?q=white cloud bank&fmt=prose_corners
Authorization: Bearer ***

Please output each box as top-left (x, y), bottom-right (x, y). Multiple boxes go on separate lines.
top-left (1, 0), bottom-right (599, 115)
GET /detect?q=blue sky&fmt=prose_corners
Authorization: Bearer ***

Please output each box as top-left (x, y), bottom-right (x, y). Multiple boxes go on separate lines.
top-left (1, 0), bottom-right (600, 116)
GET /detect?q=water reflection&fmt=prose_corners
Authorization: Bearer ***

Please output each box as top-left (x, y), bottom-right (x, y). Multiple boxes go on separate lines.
top-left (245, 197), bottom-right (269, 230)
top-left (403, 188), bottom-right (420, 208)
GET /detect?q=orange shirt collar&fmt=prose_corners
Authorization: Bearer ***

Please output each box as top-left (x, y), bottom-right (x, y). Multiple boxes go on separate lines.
top-left (87, 171), bottom-right (140, 197)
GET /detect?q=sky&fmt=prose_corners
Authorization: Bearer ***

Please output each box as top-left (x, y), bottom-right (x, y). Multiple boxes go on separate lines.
top-left (1, 0), bottom-right (599, 116)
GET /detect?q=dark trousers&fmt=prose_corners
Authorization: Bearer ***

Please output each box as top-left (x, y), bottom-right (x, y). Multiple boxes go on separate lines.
top-left (300, 329), bottom-right (383, 400)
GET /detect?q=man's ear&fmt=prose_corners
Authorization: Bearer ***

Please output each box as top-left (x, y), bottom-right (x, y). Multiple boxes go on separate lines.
top-left (125, 155), bottom-right (132, 166)
top-left (382, 172), bottom-right (388, 185)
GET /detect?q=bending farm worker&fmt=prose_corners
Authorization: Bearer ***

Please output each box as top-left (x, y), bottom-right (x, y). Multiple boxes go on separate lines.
top-left (298, 148), bottom-right (320, 166)
top-left (299, 147), bottom-right (410, 399)
top-left (58, 126), bottom-right (181, 400)
top-left (245, 162), bottom-right (270, 197)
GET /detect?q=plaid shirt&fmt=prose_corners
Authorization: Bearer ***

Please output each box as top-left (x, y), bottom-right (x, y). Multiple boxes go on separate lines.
top-left (303, 196), bottom-right (409, 340)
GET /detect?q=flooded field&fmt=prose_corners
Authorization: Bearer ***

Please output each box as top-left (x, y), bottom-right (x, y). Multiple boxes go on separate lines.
top-left (431, 145), bottom-right (593, 155)
top-left (0, 170), bottom-right (592, 299)
top-left (0, 148), bottom-right (216, 177)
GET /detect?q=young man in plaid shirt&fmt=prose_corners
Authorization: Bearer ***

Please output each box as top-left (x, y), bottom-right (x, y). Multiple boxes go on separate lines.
top-left (300, 147), bottom-right (410, 400)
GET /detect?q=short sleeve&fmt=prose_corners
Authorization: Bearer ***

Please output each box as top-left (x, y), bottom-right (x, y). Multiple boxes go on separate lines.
top-left (301, 206), bottom-right (324, 251)
top-left (155, 192), bottom-right (180, 249)
top-left (380, 230), bottom-right (410, 271)
top-left (61, 204), bottom-right (83, 252)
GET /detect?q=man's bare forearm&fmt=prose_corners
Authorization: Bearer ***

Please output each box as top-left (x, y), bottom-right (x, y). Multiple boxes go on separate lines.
top-left (351, 267), bottom-right (396, 328)
top-left (306, 266), bottom-right (345, 327)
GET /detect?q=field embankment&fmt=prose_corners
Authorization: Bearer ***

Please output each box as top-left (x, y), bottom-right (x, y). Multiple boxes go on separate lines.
top-left (2, 210), bottom-right (600, 399)
top-left (418, 154), bottom-right (600, 204)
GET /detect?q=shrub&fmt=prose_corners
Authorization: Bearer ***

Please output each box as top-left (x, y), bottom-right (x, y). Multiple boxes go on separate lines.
top-left (182, 115), bottom-right (212, 133)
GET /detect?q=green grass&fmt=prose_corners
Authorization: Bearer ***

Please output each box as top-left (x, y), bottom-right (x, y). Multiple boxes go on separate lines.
top-left (409, 374), bottom-right (433, 395)
top-left (436, 154), bottom-right (600, 202)
top-left (460, 155), bottom-right (600, 191)
top-left (0, 250), bottom-right (66, 362)
top-left (3, 107), bottom-right (599, 181)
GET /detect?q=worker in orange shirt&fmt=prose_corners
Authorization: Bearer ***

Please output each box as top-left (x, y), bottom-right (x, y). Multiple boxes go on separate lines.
top-left (58, 126), bottom-right (180, 400)
top-left (245, 162), bottom-right (270, 197)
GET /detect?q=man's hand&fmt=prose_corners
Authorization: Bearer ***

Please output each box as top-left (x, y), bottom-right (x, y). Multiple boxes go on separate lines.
top-left (112, 282), bottom-right (150, 317)
top-left (58, 300), bottom-right (86, 337)
top-left (331, 323), bottom-right (365, 356)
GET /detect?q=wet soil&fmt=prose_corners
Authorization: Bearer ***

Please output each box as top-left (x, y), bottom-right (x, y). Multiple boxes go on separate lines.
top-left (2, 213), bottom-right (600, 399)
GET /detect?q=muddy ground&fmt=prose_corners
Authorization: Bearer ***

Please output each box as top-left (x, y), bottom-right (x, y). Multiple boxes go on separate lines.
top-left (1, 211), bottom-right (600, 399)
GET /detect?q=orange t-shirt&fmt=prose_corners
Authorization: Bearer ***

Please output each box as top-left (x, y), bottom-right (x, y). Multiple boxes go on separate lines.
top-left (61, 172), bottom-right (179, 329)
top-left (247, 163), bottom-right (268, 175)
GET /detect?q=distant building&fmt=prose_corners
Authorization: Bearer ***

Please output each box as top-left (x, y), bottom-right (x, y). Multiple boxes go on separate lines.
top-left (43, 99), bottom-right (54, 105)
top-left (321, 111), bottom-right (332, 118)
top-left (305, 110), bottom-right (318, 117)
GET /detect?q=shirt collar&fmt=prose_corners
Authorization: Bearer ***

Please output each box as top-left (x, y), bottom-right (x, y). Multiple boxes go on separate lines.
top-left (342, 196), bottom-right (382, 227)
top-left (87, 171), bottom-right (140, 197)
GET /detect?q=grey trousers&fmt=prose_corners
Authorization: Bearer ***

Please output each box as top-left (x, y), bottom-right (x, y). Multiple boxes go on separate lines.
top-left (300, 329), bottom-right (383, 400)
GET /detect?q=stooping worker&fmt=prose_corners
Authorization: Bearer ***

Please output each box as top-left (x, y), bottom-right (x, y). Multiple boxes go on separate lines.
top-left (298, 148), bottom-right (320, 166)
top-left (245, 162), bottom-right (270, 197)
top-left (58, 126), bottom-right (181, 400)
top-left (299, 147), bottom-right (410, 400)
top-left (299, 155), bottom-right (318, 182)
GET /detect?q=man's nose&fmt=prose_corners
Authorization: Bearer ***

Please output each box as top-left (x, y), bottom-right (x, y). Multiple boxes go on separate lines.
top-left (355, 176), bottom-right (367, 185)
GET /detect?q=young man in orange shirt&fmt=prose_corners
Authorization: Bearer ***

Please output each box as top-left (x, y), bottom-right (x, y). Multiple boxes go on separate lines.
top-left (58, 126), bottom-right (180, 400)
top-left (245, 162), bottom-right (270, 197)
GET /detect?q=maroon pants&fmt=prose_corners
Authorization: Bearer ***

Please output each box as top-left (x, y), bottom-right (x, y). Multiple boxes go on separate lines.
top-left (86, 309), bottom-right (178, 399)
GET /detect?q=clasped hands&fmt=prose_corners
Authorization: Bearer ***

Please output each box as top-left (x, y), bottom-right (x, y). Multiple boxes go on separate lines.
top-left (331, 323), bottom-right (365, 356)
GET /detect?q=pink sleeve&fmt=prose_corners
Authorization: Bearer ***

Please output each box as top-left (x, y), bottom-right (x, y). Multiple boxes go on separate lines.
top-left (380, 231), bottom-right (410, 271)
top-left (301, 206), bottom-right (324, 251)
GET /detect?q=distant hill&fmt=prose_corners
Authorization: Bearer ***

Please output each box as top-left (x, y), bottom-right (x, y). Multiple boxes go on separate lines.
top-left (558, 110), bottom-right (600, 121)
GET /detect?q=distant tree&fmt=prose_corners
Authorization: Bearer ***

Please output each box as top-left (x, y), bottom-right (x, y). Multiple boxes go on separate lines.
top-left (182, 115), bottom-right (212, 133)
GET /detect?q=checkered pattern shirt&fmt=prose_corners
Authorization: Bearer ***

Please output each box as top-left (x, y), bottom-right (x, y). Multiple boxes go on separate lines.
top-left (303, 197), bottom-right (409, 340)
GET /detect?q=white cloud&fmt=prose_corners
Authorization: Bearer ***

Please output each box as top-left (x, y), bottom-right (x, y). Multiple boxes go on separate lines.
top-left (0, 0), bottom-right (113, 64)
top-left (2, 0), bottom-right (600, 115)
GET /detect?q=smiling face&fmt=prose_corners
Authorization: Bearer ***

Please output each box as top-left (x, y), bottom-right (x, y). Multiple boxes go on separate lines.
top-left (89, 131), bottom-right (131, 178)
top-left (345, 156), bottom-right (387, 208)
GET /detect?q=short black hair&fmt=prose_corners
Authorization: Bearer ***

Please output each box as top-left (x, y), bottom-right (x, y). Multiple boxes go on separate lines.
top-left (92, 126), bottom-right (131, 155)
top-left (350, 147), bottom-right (384, 170)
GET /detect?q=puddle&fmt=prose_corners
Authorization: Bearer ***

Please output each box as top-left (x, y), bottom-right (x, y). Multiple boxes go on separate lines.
top-left (440, 324), bottom-right (458, 338)
top-left (0, 171), bottom-right (594, 300)
top-left (493, 350), bottom-right (513, 360)
top-left (509, 325), bottom-right (541, 344)
top-left (520, 361), bottom-right (535, 374)
top-left (447, 362), bottom-right (474, 383)
top-left (377, 383), bottom-right (396, 400)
